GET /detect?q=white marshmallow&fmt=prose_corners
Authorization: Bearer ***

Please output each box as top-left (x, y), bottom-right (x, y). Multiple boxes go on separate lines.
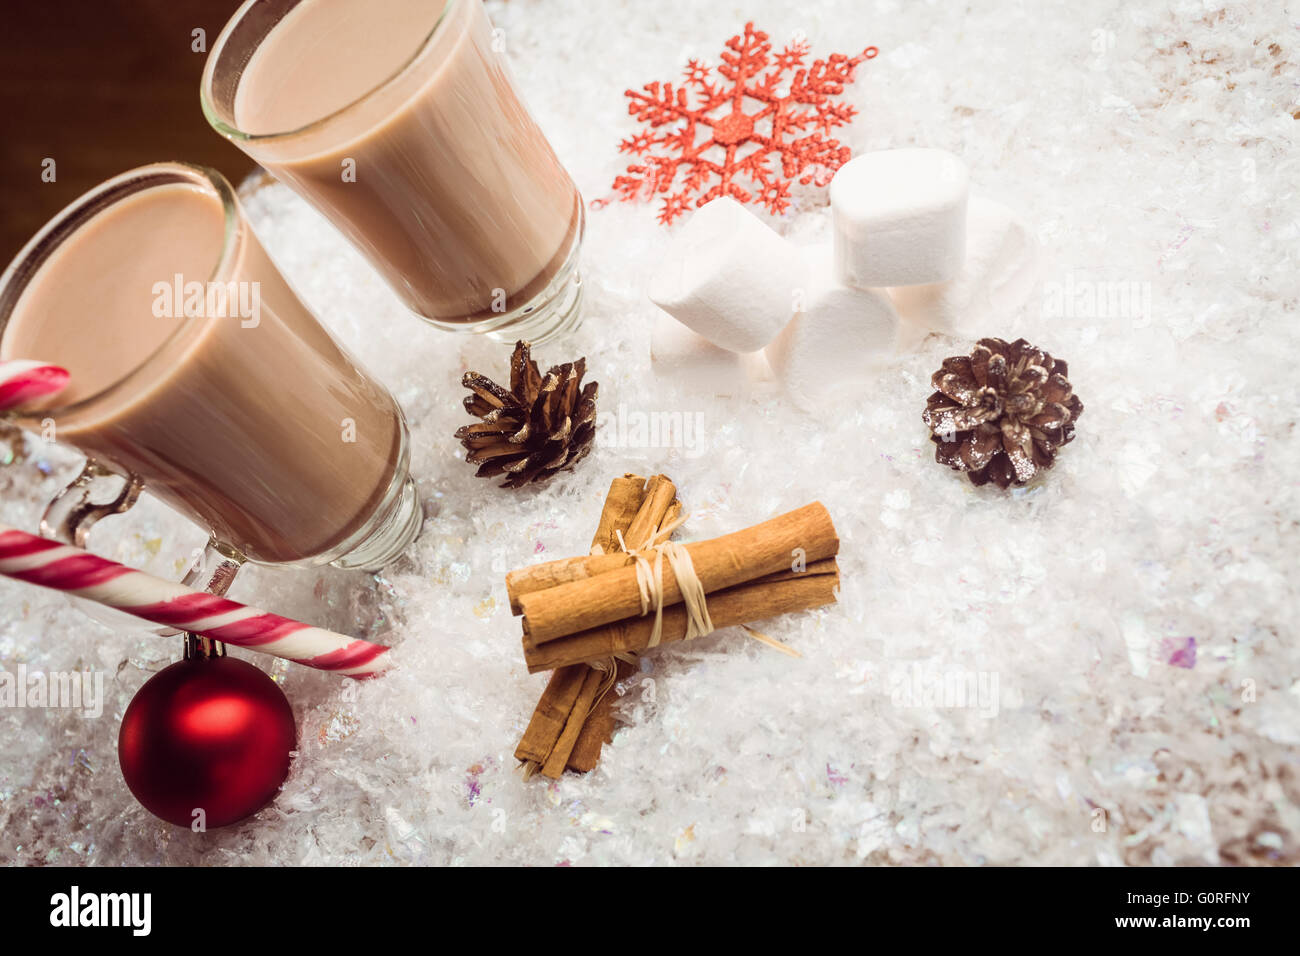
top-left (648, 197), bottom-right (805, 353)
top-left (765, 245), bottom-right (900, 409)
top-left (651, 311), bottom-right (770, 395)
top-left (890, 196), bottom-right (1037, 337)
top-left (830, 148), bottom-right (970, 288)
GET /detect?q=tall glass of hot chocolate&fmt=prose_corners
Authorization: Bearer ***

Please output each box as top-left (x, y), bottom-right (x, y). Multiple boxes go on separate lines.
top-left (202, 0), bottom-right (585, 343)
top-left (0, 163), bottom-right (422, 574)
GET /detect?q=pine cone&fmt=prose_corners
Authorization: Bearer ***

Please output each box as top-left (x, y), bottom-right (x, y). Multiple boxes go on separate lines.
top-left (457, 341), bottom-right (598, 488)
top-left (922, 337), bottom-right (1083, 488)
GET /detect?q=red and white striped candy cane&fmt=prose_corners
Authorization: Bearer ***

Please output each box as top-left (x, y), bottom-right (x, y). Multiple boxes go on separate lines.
top-left (0, 360), bottom-right (70, 412)
top-left (0, 524), bottom-right (391, 678)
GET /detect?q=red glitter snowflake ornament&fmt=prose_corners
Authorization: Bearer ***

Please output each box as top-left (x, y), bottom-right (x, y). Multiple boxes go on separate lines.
top-left (609, 23), bottom-right (877, 224)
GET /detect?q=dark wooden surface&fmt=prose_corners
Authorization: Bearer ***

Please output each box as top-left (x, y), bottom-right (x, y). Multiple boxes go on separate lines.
top-left (0, 1), bottom-right (257, 264)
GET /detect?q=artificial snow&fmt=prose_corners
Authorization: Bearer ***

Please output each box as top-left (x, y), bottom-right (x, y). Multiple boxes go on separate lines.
top-left (1, 0), bottom-right (1297, 865)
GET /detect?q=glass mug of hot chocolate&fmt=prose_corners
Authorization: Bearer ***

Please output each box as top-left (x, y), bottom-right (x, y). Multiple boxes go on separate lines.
top-left (201, 0), bottom-right (585, 344)
top-left (0, 163), bottom-right (423, 586)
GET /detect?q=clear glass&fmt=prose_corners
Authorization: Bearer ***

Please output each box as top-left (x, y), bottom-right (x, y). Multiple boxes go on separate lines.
top-left (202, 0), bottom-right (585, 343)
top-left (0, 162), bottom-right (422, 571)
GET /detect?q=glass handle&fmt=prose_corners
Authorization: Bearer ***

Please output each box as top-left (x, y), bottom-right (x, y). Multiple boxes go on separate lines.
top-left (42, 460), bottom-right (245, 639)
top-left (41, 460), bottom-right (144, 547)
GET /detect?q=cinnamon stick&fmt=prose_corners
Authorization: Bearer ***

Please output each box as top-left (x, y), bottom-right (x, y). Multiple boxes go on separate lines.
top-left (520, 502), bottom-right (838, 646)
top-left (622, 474), bottom-right (677, 552)
top-left (524, 563), bottom-right (839, 673)
top-left (540, 666), bottom-right (606, 779)
top-left (567, 656), bottom-right (637, 772)
top-left (589, 474), bottom-right (647, 555)
top-left (514, 664), bottom-right (588, 764)
top-left (655, 499), bottom-right (683, 543)
top-left (506, 552), bottom-right (629, 615)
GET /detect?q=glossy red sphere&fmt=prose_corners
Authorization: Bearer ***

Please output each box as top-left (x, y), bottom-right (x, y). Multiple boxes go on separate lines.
top-left (118, 655), bottom-right (296, 829)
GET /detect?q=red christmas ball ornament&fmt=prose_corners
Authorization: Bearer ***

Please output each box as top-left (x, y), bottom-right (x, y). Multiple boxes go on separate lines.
top-left (119, 644), bottom-right (296, 829)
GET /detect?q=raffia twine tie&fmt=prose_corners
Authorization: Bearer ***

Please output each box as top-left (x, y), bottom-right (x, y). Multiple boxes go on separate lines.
top-left (616, 514), bottom-right (714, 649)
top-left (589, 515), bottom-right (800, 711)
top-left (617, 514), bottom-right (803, 661)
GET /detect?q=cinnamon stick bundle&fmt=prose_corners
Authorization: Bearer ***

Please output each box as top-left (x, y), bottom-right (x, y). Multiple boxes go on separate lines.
top-left (511, 473), bottom-right (841, 778)
top-left (514, 473), bottom-right (679, 778)
top-left (519, 502), bottom-right (839, 646)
